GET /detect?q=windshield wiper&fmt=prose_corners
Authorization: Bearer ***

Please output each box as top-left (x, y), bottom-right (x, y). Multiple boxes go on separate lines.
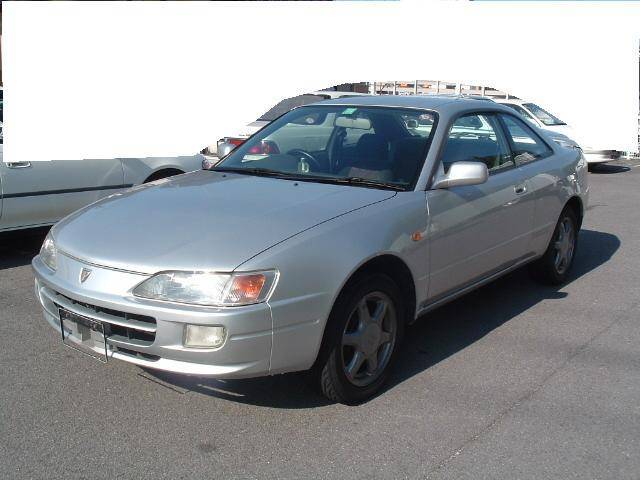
top-left (335, 177), bottom-right (406, 191)
top-left (209, 167), bottom-right (304, 179)
top-left (210, 167), bottom-right (406, 191)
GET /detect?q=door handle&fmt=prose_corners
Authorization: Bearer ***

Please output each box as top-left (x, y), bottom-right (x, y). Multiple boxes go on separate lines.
top-left (6, 161), bottom-right (32, 169)
top-left (514, 184), bottom-right (527, 195)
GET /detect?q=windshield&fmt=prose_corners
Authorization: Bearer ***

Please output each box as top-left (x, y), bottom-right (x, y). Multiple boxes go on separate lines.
top-left (216, 105), bottom-right (438, 190)
top-left (257, 94), bottom-right (329, 122)
top-left (502, 103), bottom-right (536, 123)
top-left (523, 103), bottom-right (566, 126)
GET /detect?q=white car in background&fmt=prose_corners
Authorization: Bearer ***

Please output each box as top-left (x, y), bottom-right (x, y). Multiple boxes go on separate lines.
top-left (496, 98), bottom-right (621, 166)
top-left (0, 85), bottom-right (204, 233)
top-left (0, 149), bottom-right (202, 233)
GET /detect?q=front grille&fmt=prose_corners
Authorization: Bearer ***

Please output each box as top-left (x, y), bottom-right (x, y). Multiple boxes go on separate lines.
top-left (115, 347), bottom-right (160, 361)
top-left (39, 285), bottom-right (157, 347)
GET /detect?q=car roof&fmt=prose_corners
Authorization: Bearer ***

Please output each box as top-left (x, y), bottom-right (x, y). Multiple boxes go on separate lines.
top-left (495, 98), bottom-right (525, 105)
top-left (310, 90), bottom-right (370, 99)
top-left (313, 94), bottom-right (504, 114)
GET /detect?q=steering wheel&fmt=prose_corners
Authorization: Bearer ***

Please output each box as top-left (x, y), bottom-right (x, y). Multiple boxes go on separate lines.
top-left (287, 149), bottom-right (322, 171)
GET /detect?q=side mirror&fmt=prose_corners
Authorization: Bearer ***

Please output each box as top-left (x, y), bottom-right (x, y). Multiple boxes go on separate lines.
top-left (431, 161), bottom-right (488, 189)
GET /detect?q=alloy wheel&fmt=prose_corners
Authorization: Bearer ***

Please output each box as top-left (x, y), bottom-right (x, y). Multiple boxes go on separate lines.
top-left (341, 291), bottom-right (397, 387)
top-left (553, 217), bottom-right (575, 275)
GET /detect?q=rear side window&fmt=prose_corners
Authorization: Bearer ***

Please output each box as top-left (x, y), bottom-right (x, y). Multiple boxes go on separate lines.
top-left (500, 114), bottom-right (553, 165)
top-left (441, 113), bottom-right (513, 174)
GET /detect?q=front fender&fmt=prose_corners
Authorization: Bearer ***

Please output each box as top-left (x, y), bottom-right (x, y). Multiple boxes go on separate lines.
top-left (237, 191), bottom-right (429, 374)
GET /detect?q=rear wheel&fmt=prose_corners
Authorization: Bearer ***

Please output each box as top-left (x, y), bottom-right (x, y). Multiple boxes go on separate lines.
top-left (530, 207), bottom-right (578, 285)
top-left (316, 274), bottom-right (404, 404)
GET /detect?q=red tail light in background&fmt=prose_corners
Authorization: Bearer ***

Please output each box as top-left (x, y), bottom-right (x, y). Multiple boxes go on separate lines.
top-left (247, 141), bottom-right (280, 155)
top-left (216, 137), bottom-right (246, 152)
top-left (226, 137), bottom-right (246, 147)
top-left (216, 137), bottom-right (280, 157)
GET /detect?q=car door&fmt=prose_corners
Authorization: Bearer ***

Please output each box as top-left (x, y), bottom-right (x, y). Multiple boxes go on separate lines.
top-left (0, 158), bottom-right (124, 231)
top-left (425, 112), bottom-right (536, 302)
top-left (498, 113), bottom-right (561, 254)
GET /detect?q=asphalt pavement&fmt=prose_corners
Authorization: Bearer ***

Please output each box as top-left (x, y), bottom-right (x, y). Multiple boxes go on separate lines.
top-left (1, 158), bottom-right (639, 479)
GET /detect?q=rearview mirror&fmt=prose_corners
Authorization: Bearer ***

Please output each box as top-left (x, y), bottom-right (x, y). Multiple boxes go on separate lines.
top-left (431, 161), bottom-right (488, 189)
top-left (335, 116), bottom-right (371, 130)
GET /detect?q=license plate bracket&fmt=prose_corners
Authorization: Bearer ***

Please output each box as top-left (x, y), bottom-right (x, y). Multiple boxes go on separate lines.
top-left (59, 308), bottom-right (108, 363)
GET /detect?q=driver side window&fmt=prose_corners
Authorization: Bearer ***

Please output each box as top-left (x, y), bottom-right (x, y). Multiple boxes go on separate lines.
top-left (441, 113), bottom-right (513, 174)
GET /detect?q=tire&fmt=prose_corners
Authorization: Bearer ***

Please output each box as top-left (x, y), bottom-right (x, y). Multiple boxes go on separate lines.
top-left (530, 207), bottom-right (579, 285)
top-left (315, 273), bottom-right (405, 404)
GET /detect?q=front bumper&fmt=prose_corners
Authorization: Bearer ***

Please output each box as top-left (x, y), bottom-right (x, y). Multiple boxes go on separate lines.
top-left (32, 254), bottom-right (274, 378)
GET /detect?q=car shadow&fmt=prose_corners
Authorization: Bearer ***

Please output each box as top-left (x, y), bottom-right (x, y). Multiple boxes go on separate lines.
top-left (385, 228), bottom-right (619, 397)
top-left (589, 164), bottom-right (630, 174)
top-left (0, 228), bottom-right (49, 270)
top-left (147, 228), bottom-right (620, 408)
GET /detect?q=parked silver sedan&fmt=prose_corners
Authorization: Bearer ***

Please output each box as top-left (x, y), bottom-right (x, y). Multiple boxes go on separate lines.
top-left (0, 151), bottom-right (202, 232)
top-left (32, 95), bottom-right (588, 404)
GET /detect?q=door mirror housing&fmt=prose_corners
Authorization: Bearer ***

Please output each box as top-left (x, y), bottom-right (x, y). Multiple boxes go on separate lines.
top-left (431, 161), bottom-right (489, 189)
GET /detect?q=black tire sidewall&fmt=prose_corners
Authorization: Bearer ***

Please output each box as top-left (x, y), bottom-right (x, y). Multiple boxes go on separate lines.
top-left (317, 273), bottom-right (405, 404)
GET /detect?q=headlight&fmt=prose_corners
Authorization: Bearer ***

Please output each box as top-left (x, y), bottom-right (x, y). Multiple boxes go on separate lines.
top-left (132, 270), bottom-right (278, 306)
top-left (40, 233), bottom-right (57, 271)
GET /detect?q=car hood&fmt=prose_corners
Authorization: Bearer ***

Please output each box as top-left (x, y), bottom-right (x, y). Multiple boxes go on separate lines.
top-left (52, 170), bottom-right (396, 274)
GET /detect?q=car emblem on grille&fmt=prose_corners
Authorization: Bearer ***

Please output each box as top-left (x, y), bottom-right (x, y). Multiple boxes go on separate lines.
top-left (79, 267), bottom-right (92, 283)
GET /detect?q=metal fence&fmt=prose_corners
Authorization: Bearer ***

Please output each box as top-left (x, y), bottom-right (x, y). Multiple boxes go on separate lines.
top-left (368, 80), bottom-right (516, 99)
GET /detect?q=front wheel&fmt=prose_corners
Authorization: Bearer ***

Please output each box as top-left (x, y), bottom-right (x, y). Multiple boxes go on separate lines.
top-left (316, 274), bottom-right (404, 404)
top-left (530, 207), bottom-right (578, 285)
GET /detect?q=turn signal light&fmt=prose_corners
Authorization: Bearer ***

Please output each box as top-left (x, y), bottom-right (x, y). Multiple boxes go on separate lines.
top-left (226, 274), bottom-right (267, 304)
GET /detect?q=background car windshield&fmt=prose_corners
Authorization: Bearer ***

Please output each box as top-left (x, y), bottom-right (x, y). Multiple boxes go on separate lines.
top-left (219, 105), bottom-right (437, 189)
top-left (523, 103), bottom-right (566, 126)
top-left (257, 94), bottom-right (329, 122)
top-left (502, 103), bottom-right (537, 123)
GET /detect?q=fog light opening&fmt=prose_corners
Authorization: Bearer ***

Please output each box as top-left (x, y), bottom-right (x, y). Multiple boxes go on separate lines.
top-left (184, 325), bottom-right (226, 349)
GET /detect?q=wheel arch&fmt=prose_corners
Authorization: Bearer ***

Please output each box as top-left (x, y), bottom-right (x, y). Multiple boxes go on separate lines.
top-left (565, 196), bottom-right (584, 229)
top-left (143, 168), bottom-right (185, 183)
top-left (336, 253), bottom-right (417, 326)
top-left (310, 252), bottom-right (417, 376)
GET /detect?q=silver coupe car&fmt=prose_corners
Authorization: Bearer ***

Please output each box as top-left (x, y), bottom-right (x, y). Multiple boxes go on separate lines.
top-left (32, 95), bottom-right (588, 404)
